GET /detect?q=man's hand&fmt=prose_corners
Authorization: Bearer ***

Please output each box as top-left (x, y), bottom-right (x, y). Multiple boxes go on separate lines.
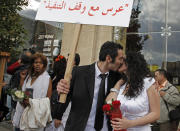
top-left (159, 91), bottom-right (166, 97)
top-left (57, 79), bottom-right (70, 94)
top-left (18, 59), bottom-right (21, 64)
top-left (54, 119), bottom-right (61, 128)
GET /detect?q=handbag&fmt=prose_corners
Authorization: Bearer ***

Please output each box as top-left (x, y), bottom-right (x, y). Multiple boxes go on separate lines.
top-left (150, 122), bottom-right (160, 131)
top-left (163, 85), bottom-right (180, 121)
top-left (164, 100), bottom-right (180, 121)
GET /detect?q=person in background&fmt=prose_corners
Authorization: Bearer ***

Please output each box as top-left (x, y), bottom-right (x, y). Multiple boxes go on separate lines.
top-left (0, 82), bottom-right (9, 122)
top-left (67, 53), bottom-right (80, 66)
top-left (8, 64), bottom-right (30, 120)
top-left (7, 48), bottom-right (35, 75)
top-left (154, 69), bottom-right (180, 131)
top-left (46, 55), bottom-right (67, 131)
top-left (1, 51), bottom-right (32, 121)
top-left (48, 53), bottom-right (81, 131)
top-left (52, 55), bottom-right (67, 91)
top-left (13, 53), bottom-right (52, 131)
top-left (61, 53), bottom-right (80, 128)
top-left (74, 53), bottom-right (80, 66)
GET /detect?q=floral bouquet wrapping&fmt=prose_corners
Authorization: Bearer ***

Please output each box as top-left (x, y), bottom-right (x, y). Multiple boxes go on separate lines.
top-left (6, 88), bottom-right (30, 102)
top-left (103, 100), bottom-right (127, 131)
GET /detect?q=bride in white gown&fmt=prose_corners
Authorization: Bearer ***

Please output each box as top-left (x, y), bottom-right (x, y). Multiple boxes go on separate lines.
top-left (106, 52), bottom-right (160, 131)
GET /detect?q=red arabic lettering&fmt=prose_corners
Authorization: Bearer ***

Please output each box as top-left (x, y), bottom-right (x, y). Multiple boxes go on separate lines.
top-left (125, 4), bottom-right (129, 7)
top-left (69, 2), bottom-right (82, 11)
top-left (81, 6), bottom-right (86, 14)
top-left (45, 1), bottom-right (66, 10)
top-left (88, 6), bottom-right (100, 16)
top-left (102, 8), bottom-right (113, 15)
top-left (112, 6), bottom-right (124, 16)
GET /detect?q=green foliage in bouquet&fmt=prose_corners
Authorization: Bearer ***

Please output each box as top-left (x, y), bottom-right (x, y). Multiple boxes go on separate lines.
top-left (6, 88), bottom-right (29, 102)
top-left (0, 0), bottom-right (28, 56)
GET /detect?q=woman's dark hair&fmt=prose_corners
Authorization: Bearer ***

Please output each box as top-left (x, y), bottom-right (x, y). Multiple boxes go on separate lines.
top-left (52, 55), bottom-right (67, 90)
top-left (53, 56), bottom-right (67, 77)
top-left (21, 54), bottom-right (31, 65)
top-left (99, 41), bottom-right (123, 63)
top-left (67, 53), bottom-right (80, 66)
top-left (29, 53), bottom-right (47, 76)
top-left (75, 53), bottom-right (80, 66)
top-left (125, 52), bottom-right (151, 98)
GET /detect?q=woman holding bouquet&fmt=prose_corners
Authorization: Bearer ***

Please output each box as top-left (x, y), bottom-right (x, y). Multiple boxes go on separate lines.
top-left (13, 53), bottom-right (52, 131)
top-left (106, 52), bottom-right (160, 131)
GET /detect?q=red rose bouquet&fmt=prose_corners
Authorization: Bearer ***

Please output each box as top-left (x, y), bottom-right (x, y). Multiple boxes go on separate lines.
top-left (103, 100), bottom-right (126, 131)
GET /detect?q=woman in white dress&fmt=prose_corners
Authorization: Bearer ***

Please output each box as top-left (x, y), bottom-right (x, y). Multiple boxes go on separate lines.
top-left (13, 53), bottom-right (52, 131)
top-left (106, 52), bottom-right (160, 131)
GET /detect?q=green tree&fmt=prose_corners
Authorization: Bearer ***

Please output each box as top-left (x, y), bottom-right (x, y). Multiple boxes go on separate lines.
top-left (126, 0), bottom-right (149, 52)
top-left (0, 0), bottom-right (28, 56)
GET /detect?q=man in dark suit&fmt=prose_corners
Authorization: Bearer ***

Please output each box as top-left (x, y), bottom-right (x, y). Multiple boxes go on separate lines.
top-left (57, 41), bottom-right (124, 131)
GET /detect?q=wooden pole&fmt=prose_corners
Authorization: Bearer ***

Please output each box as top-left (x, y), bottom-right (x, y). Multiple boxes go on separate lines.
top-left (59, 24), bottom-right (82, 103)
top-left (0, 52), bottom-right (10, 99)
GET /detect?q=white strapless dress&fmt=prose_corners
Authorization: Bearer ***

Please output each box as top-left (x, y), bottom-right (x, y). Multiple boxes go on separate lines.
top-left (117, 77), bottom-right (155, 131)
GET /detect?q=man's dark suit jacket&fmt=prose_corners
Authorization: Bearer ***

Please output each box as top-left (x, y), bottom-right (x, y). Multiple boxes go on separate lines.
top-left (57, 63), bottom-right (121, 131)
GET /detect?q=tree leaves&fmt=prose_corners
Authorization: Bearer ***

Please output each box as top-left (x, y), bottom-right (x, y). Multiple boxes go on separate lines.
top-left (0, 0), bottom-right (28, 54)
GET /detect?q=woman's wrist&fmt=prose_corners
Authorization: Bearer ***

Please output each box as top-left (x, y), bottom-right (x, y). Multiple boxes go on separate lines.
top-left (130, 119), bottom-right (138, 128)
top-left (114, 79), bottom-right (124, 90)
top-left (110, 88), bottom-right (119, 94)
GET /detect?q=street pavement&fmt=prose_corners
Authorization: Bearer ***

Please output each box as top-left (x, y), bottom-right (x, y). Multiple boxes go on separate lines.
top-left (0, 121), bottom-right (13, 131)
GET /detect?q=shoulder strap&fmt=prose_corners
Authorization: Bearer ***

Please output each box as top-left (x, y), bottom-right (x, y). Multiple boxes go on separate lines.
top-left (162, 85), bottom-right (173, 113)
top-left (163, 85), bottom-right (173, 92)
top-left (163, 99), bottom-right (169, 112)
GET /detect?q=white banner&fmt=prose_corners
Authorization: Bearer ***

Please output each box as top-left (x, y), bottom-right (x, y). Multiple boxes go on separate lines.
top-left (36, 0), bottom-right (134, 27)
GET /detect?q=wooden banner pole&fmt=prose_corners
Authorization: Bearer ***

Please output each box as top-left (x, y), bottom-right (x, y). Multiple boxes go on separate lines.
top-left (59, 24), bottom-right (82, 103)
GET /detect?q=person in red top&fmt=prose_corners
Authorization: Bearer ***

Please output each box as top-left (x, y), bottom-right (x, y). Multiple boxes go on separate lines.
top-left (7, 49), bottom-right (34, 75)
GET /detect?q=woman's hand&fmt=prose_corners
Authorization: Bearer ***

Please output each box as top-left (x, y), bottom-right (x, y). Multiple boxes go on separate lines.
top-left (54, 119), bottom-right (61, 128)
top-left (111, 117), bottom-right (132, 130)
top-left (20, 98), bottom-right (30, 108)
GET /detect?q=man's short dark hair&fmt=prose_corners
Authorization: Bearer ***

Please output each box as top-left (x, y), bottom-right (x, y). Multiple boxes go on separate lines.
top-left (21, 54), bottom-right (31, 65)
top-left (155, 69), bottom-right (168, 79)
top-left (75, 53), bottom-right (80, 66)
top-left (67, 53), bottom-right (80, 66)
top-left (99, 41), bottom-right (123, 62)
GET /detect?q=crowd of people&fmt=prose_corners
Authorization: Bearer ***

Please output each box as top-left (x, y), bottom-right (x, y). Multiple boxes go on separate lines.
top-left (0, 41), bottom-right (180, 131)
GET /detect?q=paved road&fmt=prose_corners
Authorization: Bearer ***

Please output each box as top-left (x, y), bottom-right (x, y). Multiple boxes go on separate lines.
top-left (0, 121), bottom-right (13, 131)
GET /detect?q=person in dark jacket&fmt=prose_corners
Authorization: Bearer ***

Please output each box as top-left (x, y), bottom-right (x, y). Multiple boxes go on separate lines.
top-left (50, 55), bottom-right (67, 129)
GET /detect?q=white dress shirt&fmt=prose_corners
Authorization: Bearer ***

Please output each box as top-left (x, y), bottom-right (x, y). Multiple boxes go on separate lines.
top-left (85, 62), bottom-right (109, 131)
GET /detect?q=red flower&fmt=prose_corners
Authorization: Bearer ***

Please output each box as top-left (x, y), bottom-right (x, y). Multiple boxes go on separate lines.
top-left (60, 55), bottom-right (64, 59)
top-left (55, 58), bottom-right (60, 62)
top-left (103, 104), bottom-right (111, 112)
top-left (112, 100), bottom-right (121, 108)
top-left (55, 55), bottom-right (64, 62)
